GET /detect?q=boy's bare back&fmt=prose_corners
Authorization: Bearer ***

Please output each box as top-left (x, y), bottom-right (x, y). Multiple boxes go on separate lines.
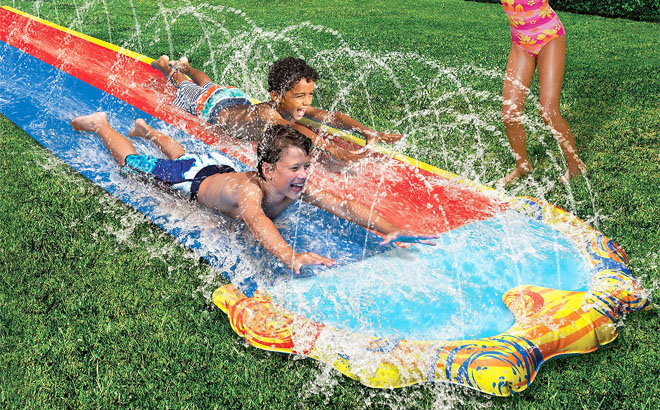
top-left (214, 102), bottom-right (282, 142)
top-left (196, 170), bottom-right (293, 220)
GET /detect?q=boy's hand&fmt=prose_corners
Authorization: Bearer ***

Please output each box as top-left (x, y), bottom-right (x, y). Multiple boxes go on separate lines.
top-left (292, 252), bottom-right (336, 274)
top-left (364, 130), bottom-right (405, 145)
top-left (379, 230), bottom-right (438, 246)
top-left (329, 146), bottom-right (371, 162)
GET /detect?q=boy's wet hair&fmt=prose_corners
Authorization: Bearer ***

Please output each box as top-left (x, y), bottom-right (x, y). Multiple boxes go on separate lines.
top-left (268, 57), bottom-right (319, 96)
top-left (257, 124), bottom-right (313, 179)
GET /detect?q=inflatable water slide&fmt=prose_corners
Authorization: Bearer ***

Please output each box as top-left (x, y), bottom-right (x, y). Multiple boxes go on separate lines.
top-left (0, 6), bottom-right (649, 396)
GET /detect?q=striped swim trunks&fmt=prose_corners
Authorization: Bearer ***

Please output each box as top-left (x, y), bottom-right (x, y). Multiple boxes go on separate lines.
top-left (171, 81), bottom-right (252, 124)
top-left (122, 151), bottom-right (236, 200)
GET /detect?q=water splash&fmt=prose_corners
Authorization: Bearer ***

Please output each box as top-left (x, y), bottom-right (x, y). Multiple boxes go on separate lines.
top-left (18, 0), bottom-right (600, 201)
top-left (10, 0), bottom-right (649, 404)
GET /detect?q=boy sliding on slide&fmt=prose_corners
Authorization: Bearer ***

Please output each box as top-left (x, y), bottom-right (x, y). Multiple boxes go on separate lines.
top-left (150, 56), bottom-right (403, 162)
top-left (71, 113), bottom-right (435, 273)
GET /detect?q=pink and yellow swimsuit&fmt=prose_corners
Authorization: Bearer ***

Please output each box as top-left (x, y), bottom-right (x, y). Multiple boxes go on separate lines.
top-left (501, 0), bottom-right (565, 57)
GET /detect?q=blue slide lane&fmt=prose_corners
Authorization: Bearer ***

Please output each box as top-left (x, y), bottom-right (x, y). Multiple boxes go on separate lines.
top-left (0, 42), bottom-right (393, 291)
top-left (1, 41), bottom-right (592, 340)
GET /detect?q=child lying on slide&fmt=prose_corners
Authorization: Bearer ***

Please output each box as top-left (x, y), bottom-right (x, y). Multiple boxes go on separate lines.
top-left (150, 55), bottom-right (403, 162)
top-left (71, 113), bottom-right (435, 273)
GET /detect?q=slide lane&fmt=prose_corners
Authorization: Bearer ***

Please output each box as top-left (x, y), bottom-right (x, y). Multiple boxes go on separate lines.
top-left (0, 40), bottom-right (398, 292)
top-left (0, 6), bottom-right (508, 235)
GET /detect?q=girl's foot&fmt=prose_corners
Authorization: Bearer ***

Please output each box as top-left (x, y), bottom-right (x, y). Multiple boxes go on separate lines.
top-left (496, 163), bottom-right (532, 187)
top-left (128, 118), bottom-right (151, 139)
top-left (560, 159), bottom-right (587, 184)
top-left (71, 112), bottom-right (108, 132)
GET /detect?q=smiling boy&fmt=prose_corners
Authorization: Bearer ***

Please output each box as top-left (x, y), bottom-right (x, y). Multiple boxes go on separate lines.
top-left (150, 56), bottom-right (403, 162)
top-left (71, 113), bottom-right (433, 273)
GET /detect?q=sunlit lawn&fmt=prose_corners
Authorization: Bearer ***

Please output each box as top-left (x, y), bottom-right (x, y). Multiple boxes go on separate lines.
top-left (1, 0), bottom-right (659, 408)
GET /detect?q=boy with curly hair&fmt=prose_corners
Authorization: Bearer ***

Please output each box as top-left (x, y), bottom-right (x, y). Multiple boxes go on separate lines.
top-left (151, 56), bottom-right (403, 162)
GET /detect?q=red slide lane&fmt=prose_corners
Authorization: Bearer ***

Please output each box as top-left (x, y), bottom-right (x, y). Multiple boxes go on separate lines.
top-left (0, 8), bottom-right (508, 233)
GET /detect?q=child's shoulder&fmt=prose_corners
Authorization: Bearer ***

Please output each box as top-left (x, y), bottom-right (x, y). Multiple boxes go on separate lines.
top-left (252, 101), bottom-right (275, 111)
top-left (252, 101), bottom-right (282, 121)
top-left (237, 171), bottom-right (264, 194)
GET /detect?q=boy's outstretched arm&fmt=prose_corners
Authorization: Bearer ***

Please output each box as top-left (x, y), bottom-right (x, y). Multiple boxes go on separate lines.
top-left (259, 105), bottom-right (368, 162)
top-left (304, 106), bottom-right (404, 145)
top-left (285, 120), bottom-right (368, 162)
top-left (237, 184), bottom-right (335, 274)
top-left (302, 182), bottom-right (437, 245)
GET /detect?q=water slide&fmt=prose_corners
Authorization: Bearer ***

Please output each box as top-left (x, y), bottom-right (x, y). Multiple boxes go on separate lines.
top-left (0, 6), bottom-right (649, 395)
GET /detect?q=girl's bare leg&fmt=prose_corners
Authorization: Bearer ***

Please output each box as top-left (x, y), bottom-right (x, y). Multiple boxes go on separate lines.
top-left (150, 55), bottom-right (189, 86)
top-left (71, 112), bottom-right (137, 165)
top-left (498, 43), bottom-right (537, 186)
top-left (128, 119), bottom-right (186, 160)
top-left (537, 36), bottom-right (586, 183)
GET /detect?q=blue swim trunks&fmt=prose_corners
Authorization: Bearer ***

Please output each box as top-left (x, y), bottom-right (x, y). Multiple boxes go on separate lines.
top-left (171, 81), bottom-right (252, 124)
top-left (122, 152), bottom-right (236, 200)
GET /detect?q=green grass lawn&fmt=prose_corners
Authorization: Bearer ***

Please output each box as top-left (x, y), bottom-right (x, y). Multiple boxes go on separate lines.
top-left (1, 0), bottom-right (659, 408)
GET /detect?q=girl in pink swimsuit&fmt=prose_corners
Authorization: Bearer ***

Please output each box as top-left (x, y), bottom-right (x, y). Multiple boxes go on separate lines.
top-left (502, 0), bottom-right (565, 57)
top-left (498, 0), bottom-right (585, 185)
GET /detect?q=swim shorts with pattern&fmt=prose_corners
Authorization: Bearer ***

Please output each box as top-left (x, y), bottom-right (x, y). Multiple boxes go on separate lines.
top-left (122, 151), bottom-right (236, 200)
top-left (171, 81), bottom-right (252, 124)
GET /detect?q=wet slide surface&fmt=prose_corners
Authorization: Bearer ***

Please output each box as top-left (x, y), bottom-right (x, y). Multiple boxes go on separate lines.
top-left (0, 5), bottom-right (591, 340)
top-left (0, 6), bottom-right (508, 235)
top-left (1, 6), bottom-right (649, 395)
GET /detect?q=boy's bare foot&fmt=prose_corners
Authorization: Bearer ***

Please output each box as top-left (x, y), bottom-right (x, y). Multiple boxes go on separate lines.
top-left (71, 112), bottom-right (108, 132)
top-left (559, 159), bottom-right (587, 184)
top-left (150, 55), bottom-right (189, 86)
top-left (128, 118), bottom-right (151, 139)
top-left (496, 163), bottom-right (532, 187)
top-left (150, 55), bottom-right (171, 73)
top-left (170, 56), bottom-right (189, 72)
